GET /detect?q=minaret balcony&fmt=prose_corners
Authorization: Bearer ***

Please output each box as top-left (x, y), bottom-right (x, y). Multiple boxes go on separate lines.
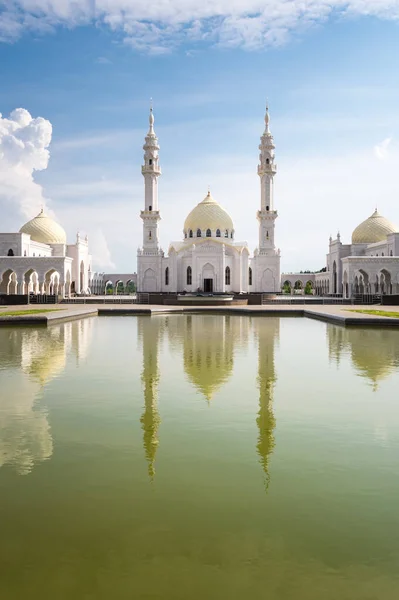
top-left (258, 164), bottom-right (277, 176)
top-left (141, 210), bottom-right (161, 220)
top-left (257, 209), bottom-right (278, 220)
top-left (142, 165), bottom-right (162, 175)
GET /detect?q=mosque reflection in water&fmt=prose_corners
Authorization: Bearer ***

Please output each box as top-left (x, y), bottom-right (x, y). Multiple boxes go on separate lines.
top-left (0, 319), bottom-right (93, 475)
top-left (327, 325), bottom-right (399, 391)
top-left (2, 315), bottom-right (399, 482)
top-left (137, 314), bottom-right (279, 484)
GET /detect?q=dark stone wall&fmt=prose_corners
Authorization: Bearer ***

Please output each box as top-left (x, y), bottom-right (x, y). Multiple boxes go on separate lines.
top-left (382, 295), bottom-right (399, 305)
top-left (0, 294), bottom-right (29, 305)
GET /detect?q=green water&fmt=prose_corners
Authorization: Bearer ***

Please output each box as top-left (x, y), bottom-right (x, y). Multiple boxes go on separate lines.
top-left (1, 315), bottom-right (399, 599)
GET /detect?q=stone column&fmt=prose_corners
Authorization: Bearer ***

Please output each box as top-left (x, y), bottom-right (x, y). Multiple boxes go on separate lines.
top-left (221, 244), bottom-right (226, 293)
top-left (191, 246), bottom-right (197, 292)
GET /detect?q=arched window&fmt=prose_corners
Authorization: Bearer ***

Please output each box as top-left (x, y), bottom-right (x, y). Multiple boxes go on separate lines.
top-left (225, 229), bottom-right (228, 238)
top-left (249, 267), bottom-right (252, 286)
top-left (187, 266), bottom-right (192, 285)
top-left (165, 267), bottom-right (169, 286)
top-left (225, 266), bottom-right (231, 285)
top-left (382, 252), bottom-right (385, 256)
top-left (149, 159), bottom-right (153, 165)
top-left (149, 230), bottom-right (152, 240)
top-left (149, 205), bottom-right (152, 211)
top-left (189, 229), bottom-right (193, 238)
top-left (390, 250), bottom-right (393, 256)
top-left (216, 229), bottom-right (221, 238)
top-left (7, 249), bottom-right (14, 256)
top-left (230, 231), bottom-right (233, 238)
top-left (206, 229), bottom-right (211, 237)
top-left (266, 205), bottom-right (269, 211)
top-left (266, 158), bottom-right (270, 164)
top-left (197, 229), bottom-right (201, 238)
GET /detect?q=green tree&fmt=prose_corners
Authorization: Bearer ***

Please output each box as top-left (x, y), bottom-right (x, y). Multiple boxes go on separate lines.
top-left (304, 282), bottom-right (313, 295)
top-left (126, 281), bottom-right (136, 294)
top-left (282, 282), bottom-right (291, 294)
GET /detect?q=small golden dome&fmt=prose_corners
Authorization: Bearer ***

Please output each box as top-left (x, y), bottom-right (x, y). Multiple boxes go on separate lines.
top-left (352, 209), bottom-right (397, 244)
top-left (20, 209), bottom-right (67, 245)
top-left (184, 192), bottom-right (234, 234)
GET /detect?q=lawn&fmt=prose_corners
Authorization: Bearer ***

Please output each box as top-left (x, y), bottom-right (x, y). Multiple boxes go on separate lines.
top-left (0, 309), bottom-right (63, 316)
top-left (348, 309), bottom-right (399, 319)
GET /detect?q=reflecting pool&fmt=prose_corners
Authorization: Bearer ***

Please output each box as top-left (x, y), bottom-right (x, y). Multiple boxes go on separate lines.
top-left (1, 315), bottom-right (399, 599)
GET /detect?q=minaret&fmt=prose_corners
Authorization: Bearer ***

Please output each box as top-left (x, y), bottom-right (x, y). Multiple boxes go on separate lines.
top-left (139, 317), bottom-right (162, 480)
top-left (257, 104), bottom-right (278, 254)
top-left (255, 318), bottom-right (279, 488)
top-left (140, 105), bottom-right (162, 253)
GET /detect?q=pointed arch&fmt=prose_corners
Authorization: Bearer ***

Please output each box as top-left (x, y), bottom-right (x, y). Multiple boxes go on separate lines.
top-left (187, 266), bottom-right (192, 285)
top-left (165, 266), bottom-right (169, 286)
top-left (225, 266), bottom-right (231, 286)
top-left (216, 229), bottom-right (221, 238)
top-left (143, 268), bottom-right (157, 292)
top-left (249, 267), bottom-right (253, 286)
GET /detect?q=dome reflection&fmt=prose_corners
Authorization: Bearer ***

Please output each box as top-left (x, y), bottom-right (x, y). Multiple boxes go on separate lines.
top-left (328, 326), bottom-right (399, 390)
top-left (0, 319), bottom-right (93, 475)
top-left (138, 314), bottom-right (279, 484)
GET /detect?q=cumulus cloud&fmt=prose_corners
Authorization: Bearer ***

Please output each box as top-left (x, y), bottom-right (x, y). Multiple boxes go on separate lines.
top-left (0, 107), bottom-right (115, 268)
top-left (374, 137), bottom-right (392, 160)
top-left (0, 108), bottom-right (52, 228)
top-left (1, 1), bottom-right (399, 52)
top-left (89, 229), bottom-right (116, 270)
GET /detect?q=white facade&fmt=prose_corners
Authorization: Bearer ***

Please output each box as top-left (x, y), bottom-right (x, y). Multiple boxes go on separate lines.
top-left (0, 211), bottom-right (92, 297)
top-left (137, 106), bottom-right (281, 294)
top-left (314, 215), bottom-right (399, 297)
top-left (282, 211), bottom-right (399, 298)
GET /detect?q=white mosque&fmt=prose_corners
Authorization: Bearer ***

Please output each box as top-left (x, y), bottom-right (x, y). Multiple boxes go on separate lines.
top-left (282, 210), bottom-right (399, 297)
top-left (137, 106), bottom-right (281, 294)
top-left (0, 209), bottom-right (92, 297)
top-left (2, 101), bottom-right (398, 301)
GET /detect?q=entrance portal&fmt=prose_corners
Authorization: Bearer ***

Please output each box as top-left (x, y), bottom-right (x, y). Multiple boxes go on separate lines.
top-left (203, 279), bottom-right (213, 293)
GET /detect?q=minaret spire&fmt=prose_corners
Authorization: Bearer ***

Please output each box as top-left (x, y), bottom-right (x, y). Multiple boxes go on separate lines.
top-left (265, 102), bottom-right (270, 134)
top-left (140, 103), bottom-right (162, 252)
top-left (257, 103), bottom-right (278, 253)
top-left (148, 99), bottom-right (155, 134)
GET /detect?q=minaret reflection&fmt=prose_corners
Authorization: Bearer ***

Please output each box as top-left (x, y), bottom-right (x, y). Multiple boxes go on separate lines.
top-left (0, 319), bottom-right (93, 475)
top-left (253, 317), bottom-right (279, 487)
top-left (138, 317), bottom-right (163, 480)
top-left (327, 326), bottom-right (399, 390)
top-left (137, 314), bottom-right (279, 483)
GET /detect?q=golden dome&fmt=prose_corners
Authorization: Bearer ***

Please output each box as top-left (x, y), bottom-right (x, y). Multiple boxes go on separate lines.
top-left (20, 209), bottom-right (67, 245)
top-left (352, 209), bottom-right (397, 244)
top-left (184, 192), bottom-right (234, 234)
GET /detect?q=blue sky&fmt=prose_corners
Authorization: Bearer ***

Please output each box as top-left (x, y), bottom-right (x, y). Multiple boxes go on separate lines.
top-left (1, 1), bottom-right (399, 272)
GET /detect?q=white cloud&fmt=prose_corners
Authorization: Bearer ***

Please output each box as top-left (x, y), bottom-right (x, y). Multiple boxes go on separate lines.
top-left (1, 1), bottom-right (399, 52)
top-left (89, 229), bottom-right (116, 270)
top-left (0, 107), bottom-right (117, 269)
top-left (0, 108), bottom-right (52, 228)
top-left (96, 56), bottom-right (112, 64)
top-left (374, 137), bottom-right (392, 160)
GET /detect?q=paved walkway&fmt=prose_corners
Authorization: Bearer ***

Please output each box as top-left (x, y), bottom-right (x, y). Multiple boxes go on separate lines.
top-left (1, 303), bottom-right (399, 326)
